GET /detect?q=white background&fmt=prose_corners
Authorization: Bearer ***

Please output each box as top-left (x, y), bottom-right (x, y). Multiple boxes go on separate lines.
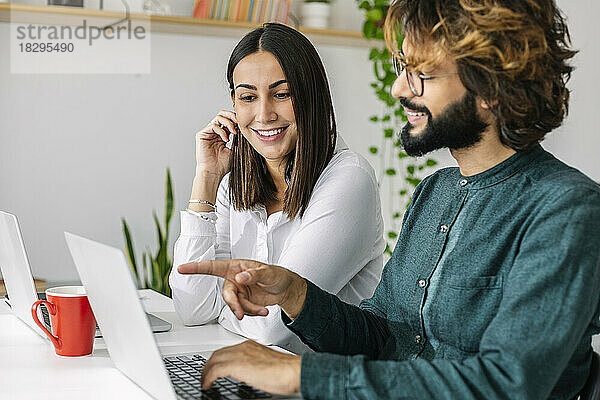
top-left (0, 0), bottom-right (598, 284)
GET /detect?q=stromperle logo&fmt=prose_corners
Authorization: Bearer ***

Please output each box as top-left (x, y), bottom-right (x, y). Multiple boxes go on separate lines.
top-left (9, 4), bottom-right (151, 74)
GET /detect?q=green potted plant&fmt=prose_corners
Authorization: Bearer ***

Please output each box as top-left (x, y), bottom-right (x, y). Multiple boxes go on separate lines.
top-left (122, 168), bottom-right (174, 297)
top-left (301, 0), bottom-right (333, 29)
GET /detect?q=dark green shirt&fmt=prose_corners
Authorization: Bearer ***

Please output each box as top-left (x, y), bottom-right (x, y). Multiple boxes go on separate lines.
top-left (286, 145), bottom-right (600, 399)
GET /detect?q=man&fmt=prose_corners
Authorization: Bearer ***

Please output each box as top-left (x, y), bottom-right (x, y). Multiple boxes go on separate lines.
top-left (178, 0), bottom-right (600, 398)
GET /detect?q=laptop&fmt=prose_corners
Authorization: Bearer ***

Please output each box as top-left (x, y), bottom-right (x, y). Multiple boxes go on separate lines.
top-left (0, 211), bottom-right (171, 339)
top-left (64, 231), bottom-right (301, 400)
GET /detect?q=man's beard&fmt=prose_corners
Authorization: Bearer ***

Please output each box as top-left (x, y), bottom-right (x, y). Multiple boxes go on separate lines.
top-left (400, 91), bottom-right (488, 157)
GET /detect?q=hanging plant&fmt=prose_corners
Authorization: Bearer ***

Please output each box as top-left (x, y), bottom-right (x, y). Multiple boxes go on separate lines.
top-left (356, 0), bottom-right (438, 256)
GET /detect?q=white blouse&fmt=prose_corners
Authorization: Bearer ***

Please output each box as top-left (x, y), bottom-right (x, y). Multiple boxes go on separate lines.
top-left (169, 144), bottom-right (385, 354)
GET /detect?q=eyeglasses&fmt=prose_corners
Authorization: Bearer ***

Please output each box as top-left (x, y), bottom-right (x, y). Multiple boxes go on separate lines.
top-left (392, 51), bottom-right (457, 97)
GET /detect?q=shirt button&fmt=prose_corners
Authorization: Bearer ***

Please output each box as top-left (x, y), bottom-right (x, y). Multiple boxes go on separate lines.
top-left (418, 279), bottom-right (426, 288)
top-left (415, 334), bottom-right (422, 344)
top-left (459, 179), bottom-right (468, 187)
top-left (439, 224), bottom-right (448, 233)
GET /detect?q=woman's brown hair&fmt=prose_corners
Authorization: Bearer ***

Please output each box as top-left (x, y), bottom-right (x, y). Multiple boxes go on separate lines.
top-left (226, 23), bottom-right (337, 219)
top-left (385, 0), bottom-right (577, 150)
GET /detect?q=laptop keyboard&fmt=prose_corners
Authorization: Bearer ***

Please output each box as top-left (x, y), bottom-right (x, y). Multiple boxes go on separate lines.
top-left (164, 355), bottom-right (272, 400)
top-left (35, 296), bottom-right (261, 399)
top-left (41, 304), bottom-right (51, 328)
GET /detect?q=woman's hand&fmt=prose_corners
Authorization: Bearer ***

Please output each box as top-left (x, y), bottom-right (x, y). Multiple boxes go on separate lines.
top-left (201, 340), bottom-right (301, 395)
top-left (195, 110), bottom-right (238, 180)
top-left (177, 259), bottom-right (308, 320)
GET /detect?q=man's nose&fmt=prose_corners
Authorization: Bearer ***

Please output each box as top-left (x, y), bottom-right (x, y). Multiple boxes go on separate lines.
top-left (391, 70), bottom-right (414, 99)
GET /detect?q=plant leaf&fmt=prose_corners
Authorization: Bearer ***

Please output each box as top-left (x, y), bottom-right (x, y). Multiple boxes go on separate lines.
top-left (368, 48), bottom-right (379, 60)
top-left (362, 20), bottom-right (376, 39)
top-left (141, 251), bottom-right (149, 289)
top-left (405, 177), bottom-right (421, 186)
top-left (156, 240), bottom-right (168, 287)
top-left (153, 211), bottom-right (164, 245)
top-left (121, 218), bottom-right (138, 283)
top-left (151, 256), bottom-right (161, 293)
top-left (384, 243), bottom-right (392, 257)
top-left (383, 72), bottom-right (397, 86)
top-left (163, 273), bottom-right (171, 298)
top-left (365, 8), bottom-right (383, 22)
top-left (373, 60), bottom-right (386, 82)
top-left (165, 167), bottom-right (174, 229)
top-left (358, 1), bottom-right (370, 11)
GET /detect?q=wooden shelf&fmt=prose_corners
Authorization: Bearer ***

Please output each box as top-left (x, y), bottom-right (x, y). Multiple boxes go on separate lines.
top-left (0, 278), bottom-right (46, 296)
top-left (0, 3), bottom-right (371, 47)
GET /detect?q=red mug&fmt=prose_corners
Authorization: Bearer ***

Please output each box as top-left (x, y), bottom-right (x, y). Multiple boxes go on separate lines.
top-left (31, 286), bottom-right (97, 357)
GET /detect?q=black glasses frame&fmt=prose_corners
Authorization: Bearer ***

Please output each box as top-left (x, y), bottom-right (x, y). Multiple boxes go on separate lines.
top-left (392, 51), bottom-right (457, 97)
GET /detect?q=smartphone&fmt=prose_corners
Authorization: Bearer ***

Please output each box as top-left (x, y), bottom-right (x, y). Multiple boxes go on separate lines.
top-left (226, 124), bottom-right (239, 149)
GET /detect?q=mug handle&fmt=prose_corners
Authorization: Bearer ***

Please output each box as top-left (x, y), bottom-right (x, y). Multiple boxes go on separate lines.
top-left (31, 300), bottom-right (61, 350)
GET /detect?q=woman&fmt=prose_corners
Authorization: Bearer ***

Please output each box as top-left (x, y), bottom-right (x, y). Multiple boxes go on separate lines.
top-left (169, 23), bottom-right (384, 354)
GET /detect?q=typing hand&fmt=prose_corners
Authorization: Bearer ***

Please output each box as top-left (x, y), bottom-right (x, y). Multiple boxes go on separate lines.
top-left (177, 259), bottom-right (307, 320)
top-left (201, 340), bottom-right (301, 395)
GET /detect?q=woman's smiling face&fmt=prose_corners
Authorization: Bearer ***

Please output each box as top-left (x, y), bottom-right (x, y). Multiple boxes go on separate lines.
top-left (232, 51), bottom-right (298, 164)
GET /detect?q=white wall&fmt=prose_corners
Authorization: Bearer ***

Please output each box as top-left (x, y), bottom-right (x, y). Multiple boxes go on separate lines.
top-left (0, 0), bottom-right (598, 284)
top-left (0, 7), bottom-right (378, 283)
top-left (543, 0), bottom-right (600, 179)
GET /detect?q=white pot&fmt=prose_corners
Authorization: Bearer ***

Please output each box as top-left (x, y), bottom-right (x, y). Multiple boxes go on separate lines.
top-left (301, 2), bottom-right (331, 30)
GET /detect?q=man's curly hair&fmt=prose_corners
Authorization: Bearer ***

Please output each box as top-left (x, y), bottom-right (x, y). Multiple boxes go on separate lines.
top-left (385, 0), bottom-right (577, 150)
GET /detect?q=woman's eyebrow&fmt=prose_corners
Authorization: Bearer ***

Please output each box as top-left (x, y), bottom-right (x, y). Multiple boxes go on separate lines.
top-left (234, 80), bottom-right (287, 91)
top-left (268, 79), bottom-right (287, 89)
top-left (235, 83), bottom-right (257, 90)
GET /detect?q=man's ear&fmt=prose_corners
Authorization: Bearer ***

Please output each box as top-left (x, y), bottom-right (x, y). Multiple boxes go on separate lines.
top-left (480, 98), bottom-right (498, 110)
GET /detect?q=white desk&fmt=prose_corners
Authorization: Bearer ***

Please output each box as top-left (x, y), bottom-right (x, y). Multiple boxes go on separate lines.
top-left (0, 289), bottom-right (247, 400)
